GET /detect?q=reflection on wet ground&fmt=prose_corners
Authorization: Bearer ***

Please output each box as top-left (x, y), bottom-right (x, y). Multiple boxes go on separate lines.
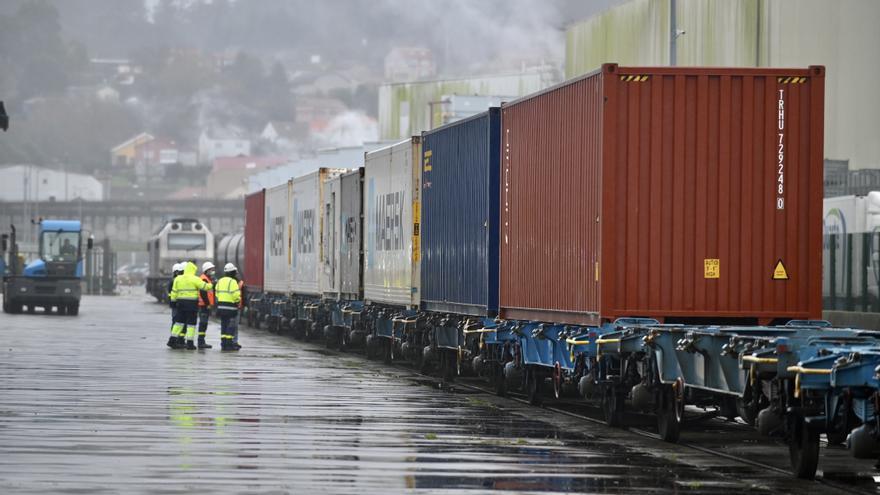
top-left (0, 295), bottom-right (854, 493)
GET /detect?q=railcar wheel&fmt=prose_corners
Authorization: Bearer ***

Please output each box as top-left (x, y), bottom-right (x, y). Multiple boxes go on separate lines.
top-left (826, 429), bottom-right (847, 446)
top-left (440, 351), bottom-right (456, 383)
top-left (602, 386), bottom-right (623, 427)
top-left (494, 364), bottom-right (507, 397)
top-left (365, 335), bottom-right (377, 360)
top-left (527, 368), bottom-right (543, 406)
top-left (736, 397), bottom-right (758, 426)
top-left (719, 397), bottom-right (738, 421)
top-left (553, 362), bottom-right (562, 399)
top-left (657, 384), bottom-right (683, 443)
top-left (789, 417), bottom-right (820, 479)
top-left (383, 338), bottom-right (394, 364)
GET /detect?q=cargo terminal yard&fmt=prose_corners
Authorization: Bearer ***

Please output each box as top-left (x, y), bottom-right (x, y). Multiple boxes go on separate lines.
top-left (2, 294), bottom-right (880, 494)
top-left (4, 1), bottom-right (880, 493)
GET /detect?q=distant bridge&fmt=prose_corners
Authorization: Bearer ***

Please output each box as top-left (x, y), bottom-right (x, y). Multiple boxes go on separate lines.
top-left (0, 199), bottom-right (245, 254)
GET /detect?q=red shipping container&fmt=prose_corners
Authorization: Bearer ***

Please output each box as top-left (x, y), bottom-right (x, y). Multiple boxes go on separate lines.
top-left (244, 189), bottom-right (265, 291)
top-left (500, 64), bottom-right (825, 325)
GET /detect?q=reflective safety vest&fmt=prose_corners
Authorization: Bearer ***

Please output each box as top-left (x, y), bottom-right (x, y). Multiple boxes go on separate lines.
top-left (215, 276), bottom-right (241, 309)
top-left (170, 262), bottom-right (212, 302)
top-left (198, 273), bottom-right (215, 307)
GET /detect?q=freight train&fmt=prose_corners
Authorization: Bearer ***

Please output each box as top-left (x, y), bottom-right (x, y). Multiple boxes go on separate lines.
top-left (227, 64), bottom-right (880, 479)
top-left (146, 218), bottom-right (215, 301)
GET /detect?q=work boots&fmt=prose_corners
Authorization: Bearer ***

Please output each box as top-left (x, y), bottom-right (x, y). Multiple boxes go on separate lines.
top-left (166, 336), bottom-right (180, 349)
top-left (221, 341), bottom-right (239, 351)
top-left (198, 337), bottom-right (212, 350)
top-left (185, 340), bottom-right (197, 350)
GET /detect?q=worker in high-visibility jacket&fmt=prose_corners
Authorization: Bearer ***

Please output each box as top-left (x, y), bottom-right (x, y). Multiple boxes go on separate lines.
top-left (165, 262), bottom-right (184, 349)
top-left (169, 261), bottom-right (213, 350)
top-left (215, 262), bottom-right (242, 351)
top-left (196, 261), bottom-right (216, 349)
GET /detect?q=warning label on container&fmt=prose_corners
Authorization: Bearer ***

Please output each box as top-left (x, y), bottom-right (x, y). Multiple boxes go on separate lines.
top-left (773, 260), bottom-right (789, 280)
top-left (704, 259), bottom-right (720, 279)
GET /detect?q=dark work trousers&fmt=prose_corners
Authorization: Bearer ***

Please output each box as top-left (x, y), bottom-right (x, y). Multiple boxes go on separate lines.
top-left (218, 308), bottom-right (238, 345)
top-left (197, 308), bottom-right (210, 340)
top-left (174, 301), bottom-right (199, 341)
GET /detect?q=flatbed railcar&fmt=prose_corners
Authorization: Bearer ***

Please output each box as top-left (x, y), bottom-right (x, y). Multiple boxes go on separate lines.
top-left (232, 64), bottom-right (880, 479)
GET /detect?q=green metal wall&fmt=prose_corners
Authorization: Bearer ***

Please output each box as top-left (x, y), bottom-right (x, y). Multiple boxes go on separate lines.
top-left (565, 0), bottom-right (880, 171)
top-left (378, 69), bottom-right (560, 140)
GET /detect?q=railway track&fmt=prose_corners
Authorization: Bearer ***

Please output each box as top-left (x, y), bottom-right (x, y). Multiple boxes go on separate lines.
top-left (275, 332), bottom-right (880, 494)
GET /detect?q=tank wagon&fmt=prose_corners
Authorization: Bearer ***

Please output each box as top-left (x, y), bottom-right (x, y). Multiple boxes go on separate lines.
top-left (236, 64), bottom-right (880, 478)
top-left (146, 218), bottom-right (214, 301)
top-left (215, 232), bottom-right (244, 278)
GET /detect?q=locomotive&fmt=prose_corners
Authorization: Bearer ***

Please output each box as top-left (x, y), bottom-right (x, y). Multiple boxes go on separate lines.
top-left (146, 218), bottom-right (215, 302)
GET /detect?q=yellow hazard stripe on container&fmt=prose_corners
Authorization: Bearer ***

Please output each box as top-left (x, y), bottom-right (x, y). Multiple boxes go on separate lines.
top-left (777, 76), bottom-right (808, 84)
top-left (619, 75), bottom-right (650, 82)
top-left (412, 200), bottom-right (421, 262)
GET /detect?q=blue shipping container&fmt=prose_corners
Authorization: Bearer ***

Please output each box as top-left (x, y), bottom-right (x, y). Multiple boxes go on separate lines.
top-left (421, 108), bottom-right (501, 316)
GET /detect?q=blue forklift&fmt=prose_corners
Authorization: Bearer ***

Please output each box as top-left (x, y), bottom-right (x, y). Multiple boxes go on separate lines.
top-left (2, 220), bottom-right (92, 315)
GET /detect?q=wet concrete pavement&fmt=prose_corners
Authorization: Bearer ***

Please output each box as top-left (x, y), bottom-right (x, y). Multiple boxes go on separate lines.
top-left (0, 294), bottom-right (867, 494)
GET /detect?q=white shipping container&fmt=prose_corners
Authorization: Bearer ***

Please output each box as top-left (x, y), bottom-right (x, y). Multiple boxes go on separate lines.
top-left (291, 168), bottom-right (346, 296)
top-left (264, 181), bottom-right (292, 294)
top-left (363, 137), bottom-right (421, 307)
top-left (322, 169), bottom-right (364, 300)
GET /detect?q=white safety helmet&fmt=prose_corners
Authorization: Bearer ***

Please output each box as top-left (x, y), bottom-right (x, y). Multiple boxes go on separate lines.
top-left (172, 262), bottom-right (183, 273)
top-left (201, 261), bottom-right (215, 273)
top-left (224, 262), bottom-right (237, 273)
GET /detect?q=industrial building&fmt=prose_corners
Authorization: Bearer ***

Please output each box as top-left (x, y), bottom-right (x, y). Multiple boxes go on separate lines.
top-left (565, 0), bottom-right (880, 172)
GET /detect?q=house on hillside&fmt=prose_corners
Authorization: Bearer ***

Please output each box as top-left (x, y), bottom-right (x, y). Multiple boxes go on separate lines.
top-left (198, 129), bottom-right (251, 164)
top-left (110, 132), bottom-right (154, 167)
top-left (133, 138), bottom-right (187, 181)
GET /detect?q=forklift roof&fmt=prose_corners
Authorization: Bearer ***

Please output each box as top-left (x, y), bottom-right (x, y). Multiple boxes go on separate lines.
top-left (40, 220), bottom-right (81, 232)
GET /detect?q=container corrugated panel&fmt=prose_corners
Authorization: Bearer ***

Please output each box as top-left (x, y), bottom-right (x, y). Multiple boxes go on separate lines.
top-left (321, 170), bottom-right (363, 300)
top-left (339, 169), bottom-right (363, 299)
top-left (363, 138), bottom-right (421, 307)
top-left (421, 108), bottom-right (501, 316)
top-left (244, 190), bottom-right (265, 291)
top-left (263, 181), bottom-right (291, 294)
top-left (501, 64), bottom-right (825, 325)
top-left (322, 175), bottom-right (343, 298)
top-left (291, 168), bottom-right (346, 296)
